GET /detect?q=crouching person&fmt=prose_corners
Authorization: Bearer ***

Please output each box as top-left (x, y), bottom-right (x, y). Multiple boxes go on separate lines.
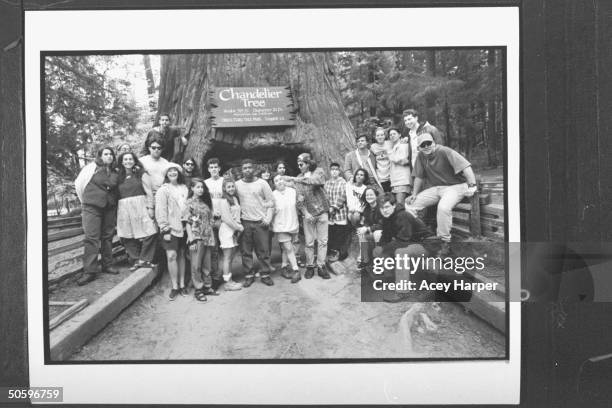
top-left (373, 193), bottom-right (437, 303)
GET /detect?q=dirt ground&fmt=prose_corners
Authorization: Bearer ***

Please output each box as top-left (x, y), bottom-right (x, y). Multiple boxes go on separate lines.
top-left (68, 244), bottom-right (506, 361)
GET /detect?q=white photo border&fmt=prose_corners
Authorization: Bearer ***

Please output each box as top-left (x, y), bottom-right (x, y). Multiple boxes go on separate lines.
top-left (26, 7), bottom-right (520, 404)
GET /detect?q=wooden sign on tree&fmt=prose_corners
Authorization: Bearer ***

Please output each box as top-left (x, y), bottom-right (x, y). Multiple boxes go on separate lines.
top-left (210, 86), bottom-right (296, 128)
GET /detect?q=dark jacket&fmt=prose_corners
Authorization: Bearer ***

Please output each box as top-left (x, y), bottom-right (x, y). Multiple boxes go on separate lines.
top-left (362, 204), bottom-right (383, 232)
top-left (82, 166), bottom-right (119, 208)
top-left (379, 206), bottom-right (433, 245)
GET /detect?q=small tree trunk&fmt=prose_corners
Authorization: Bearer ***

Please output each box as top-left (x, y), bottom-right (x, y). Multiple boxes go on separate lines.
top-left (427, 50), bottom-right (436, 76)
top-left (143, 55), bottom-right (156, 98)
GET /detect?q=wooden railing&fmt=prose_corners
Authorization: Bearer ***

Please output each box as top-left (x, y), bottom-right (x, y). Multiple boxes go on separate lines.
top-left (47, 215), bottom-right (125, 286)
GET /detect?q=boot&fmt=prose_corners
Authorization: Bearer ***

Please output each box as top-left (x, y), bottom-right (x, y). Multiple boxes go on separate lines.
top-left (291, 270), bottom-right (301, 283)
top-left (77, 272), bottom-right (96, 286)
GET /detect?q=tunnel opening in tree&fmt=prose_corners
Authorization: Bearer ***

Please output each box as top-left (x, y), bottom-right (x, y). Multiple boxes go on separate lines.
top-left (156, 52), bottom-right (357, 173)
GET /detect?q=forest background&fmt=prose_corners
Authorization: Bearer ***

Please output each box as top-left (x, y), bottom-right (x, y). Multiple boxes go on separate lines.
top-left (44, 49), bottom-right (504, 215)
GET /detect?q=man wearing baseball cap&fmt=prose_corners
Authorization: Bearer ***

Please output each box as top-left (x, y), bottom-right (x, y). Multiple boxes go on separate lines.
top-left (405, 133), bottom-right (477, 255)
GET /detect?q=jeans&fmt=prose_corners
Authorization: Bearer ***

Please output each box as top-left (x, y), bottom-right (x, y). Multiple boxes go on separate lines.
top-left (122, 234), bottom-right (157, 263)
top-left (189, 240), bottom-right (212, 289)
top-left (210, 226), bottom-right (222, 282)
top-left (82, 204), bottom-right (116, 274)
top-left (406, 183), bottom-right (468, 242)
top-left (241, 220), bottom-right (273, 277)
top-left (328, 223), bottom-right (351, 260)
top-left (303, 212), bottom-right (329, 267)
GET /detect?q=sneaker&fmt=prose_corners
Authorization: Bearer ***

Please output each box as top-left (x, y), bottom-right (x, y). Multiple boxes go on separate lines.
top-left (140, 261), bottom-right (156, 268)
top-left (304, 266), bottom-right (315, 279)
top-left (261, 276), bottom-right (274, 286)
top-left (290, 270), bottom-right (301, 283)
top-left (202, 287), bottom-right (219, 296)
top-left (168, 289), bottom-right (180, 301)
top-left (243, 276), bottom-right (255, 288)
top-left (179, 287), bottom-right (189, 296)
top-left (280, 266), bottom-right (293, 279)
top-left (224, 280), bottom-right (242, 291)
top-left (318, 265), bottom-right (331, 279)
top-left (129, 261), bottom-right (143, 272)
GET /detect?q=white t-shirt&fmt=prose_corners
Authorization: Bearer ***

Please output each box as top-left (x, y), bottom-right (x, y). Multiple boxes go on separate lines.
top-left (346, 183), bottom-right (367, 212)
top-left (204, 177), bottom-right (224, 214)
top-left (272, 188), bottom-right (299, 233)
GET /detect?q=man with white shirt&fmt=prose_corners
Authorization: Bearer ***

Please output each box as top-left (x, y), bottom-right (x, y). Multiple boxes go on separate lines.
top-left (140, 135), bottom-right (171, 218)
top-left (204, 157), bottom-right (224, 289)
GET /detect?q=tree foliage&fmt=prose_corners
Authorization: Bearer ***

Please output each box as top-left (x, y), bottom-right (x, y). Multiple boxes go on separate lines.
top-left (45, 55), bottom-right (140, 179)
top-left (336, 49), bottom-right (504, 167)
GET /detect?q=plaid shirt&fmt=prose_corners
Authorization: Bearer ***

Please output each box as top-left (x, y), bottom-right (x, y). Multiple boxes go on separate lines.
top-left (324, 177), bottom-right (348, 224)
top-left (294, 167), bottom-right (330, 217)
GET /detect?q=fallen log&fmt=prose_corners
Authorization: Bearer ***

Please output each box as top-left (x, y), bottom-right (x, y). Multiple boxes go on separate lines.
top-left (49, 299), bottom-right (89, 330)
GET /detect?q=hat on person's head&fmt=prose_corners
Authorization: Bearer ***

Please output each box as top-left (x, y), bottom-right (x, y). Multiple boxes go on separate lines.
top-left (164, 162), bottom-right (183, 175)
top-left (297, 152), bottom-right (311, 162)
top-left (417, 133), bottom-right (434, 145)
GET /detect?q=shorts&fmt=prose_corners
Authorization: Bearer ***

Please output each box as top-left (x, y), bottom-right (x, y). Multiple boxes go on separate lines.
top-left (380, 180), bottom-right (392, 192)
top-left (276, 232), bottom-right (297, 243)
top-left (392, 184), bottom-right (411, 194)
top-left (218, 223), bottom-right (239, 249)
top-left (160, 233), bottom-right (185, 252)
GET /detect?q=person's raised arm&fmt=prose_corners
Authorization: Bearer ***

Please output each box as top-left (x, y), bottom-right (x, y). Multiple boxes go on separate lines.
top-left (295, 167), bottom-right (326, 186)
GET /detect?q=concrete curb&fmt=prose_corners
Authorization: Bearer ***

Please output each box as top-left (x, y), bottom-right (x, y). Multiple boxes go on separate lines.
top-left (50, 266), bottom-right (157, 361)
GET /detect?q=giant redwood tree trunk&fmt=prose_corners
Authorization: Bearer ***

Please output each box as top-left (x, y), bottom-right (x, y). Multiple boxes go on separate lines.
top-left (157, 52), bottom-right (356, 174)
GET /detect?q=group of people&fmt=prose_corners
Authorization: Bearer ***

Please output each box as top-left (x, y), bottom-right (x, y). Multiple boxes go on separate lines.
top-left (74, 109), bottom-right (478, 303)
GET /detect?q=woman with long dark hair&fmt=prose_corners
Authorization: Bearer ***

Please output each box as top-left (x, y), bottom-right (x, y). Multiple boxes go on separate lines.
top-left (356, 187), bottom-right (383, 274)
top-left (74, 146), bottom-right (120, 285)
top-left (116, 152), bottom-right (158, 270)
top-left (183, 177), bottom-right (217, 301)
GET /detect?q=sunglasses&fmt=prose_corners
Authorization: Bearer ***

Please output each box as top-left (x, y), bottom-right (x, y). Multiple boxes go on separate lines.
top-left (184, 162), bottom-right (195, 166)
top-left (419, 141), bottom-right (433, 148)
top-left (150, 145), bottom-right (163, 150)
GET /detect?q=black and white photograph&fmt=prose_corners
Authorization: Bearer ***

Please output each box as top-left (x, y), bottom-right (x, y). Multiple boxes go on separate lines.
top-left (43, 48), bottom-right (508, 362)
top-left (23, 7), bottom-right (521, 405)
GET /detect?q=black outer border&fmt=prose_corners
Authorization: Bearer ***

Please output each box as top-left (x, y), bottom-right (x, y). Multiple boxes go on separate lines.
top-left (41, 44), bottom-right (510, 365)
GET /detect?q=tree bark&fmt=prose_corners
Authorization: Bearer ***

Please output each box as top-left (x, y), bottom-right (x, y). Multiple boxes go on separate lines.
top-left (143, 55), bottom-right (156, 98)
top-left (427, 50), bottom-right (436, 76)
top-left (487, 49), bottom-right (499, 167)
top-left (157, 53), bottom-right (356, 173)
